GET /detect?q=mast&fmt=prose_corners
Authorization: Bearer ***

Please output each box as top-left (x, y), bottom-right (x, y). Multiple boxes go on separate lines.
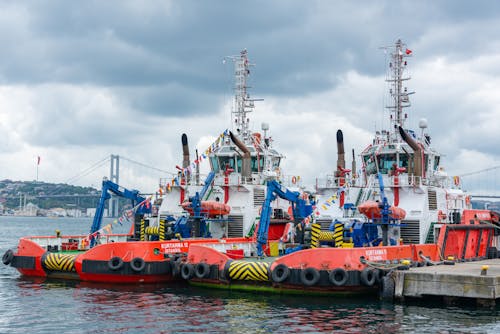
top-left (225, 49), bottom-right (261, 141)
top-left (385, 39), bottom-right (414, 138)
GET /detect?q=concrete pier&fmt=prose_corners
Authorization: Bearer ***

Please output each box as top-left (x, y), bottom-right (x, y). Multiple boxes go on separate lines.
top-left (393, 259), bottom-right (500, 306)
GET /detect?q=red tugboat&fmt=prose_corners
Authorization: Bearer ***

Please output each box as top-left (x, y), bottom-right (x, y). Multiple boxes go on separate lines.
top-left (181, 174), bottom-right (498, 295)
top-left (1, 176), bottom-right (255, 283)
top-left (179, 40), bottom-right (500, 295)
top-left (2, 49), bottom-right (293, 283)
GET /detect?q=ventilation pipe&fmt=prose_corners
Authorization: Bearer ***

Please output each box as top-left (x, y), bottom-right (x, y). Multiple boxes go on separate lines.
top-left (229, 131), bottom-right (251, 179)
top-left (398, 126), bottom-right (423, 179)
top-left (336, 129), bottom-right (345, 173)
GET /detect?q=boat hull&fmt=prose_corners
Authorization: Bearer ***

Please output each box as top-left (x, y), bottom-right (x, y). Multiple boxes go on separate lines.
top-left (7, 235), bottom-right (255, 284)
top-left (181, 221), bottom-right (495, 296)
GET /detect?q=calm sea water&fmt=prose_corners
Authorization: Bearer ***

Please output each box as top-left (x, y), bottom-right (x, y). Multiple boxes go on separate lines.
top-left (0, 216), bottom-right (499, 333)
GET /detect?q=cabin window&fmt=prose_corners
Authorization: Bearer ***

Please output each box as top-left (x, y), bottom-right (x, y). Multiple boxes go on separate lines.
top-left (377, 154), bottom-right (397, 174)
top-left (236, 156), bottom-right (241, 173)
top-left (434, 156), bottom-right (440, 170)
top-left (250, 156), bottom-right (264, 172)
top-left (219, 156), bottom-right (235, 172)
top-left (363, 155), bottom-right (377, 175)
top-left (210, 157), bottom-right (220, 172)
top-left (272, 157), bottom-right (281, 169)
top-left (399, 154), bottom-right (409, 169)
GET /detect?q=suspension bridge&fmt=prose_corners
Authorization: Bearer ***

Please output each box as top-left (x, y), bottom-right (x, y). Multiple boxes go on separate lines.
top-left (459, 165), bottom-right (500, 198)
top-left (5, 154), bottom-right (179, 217)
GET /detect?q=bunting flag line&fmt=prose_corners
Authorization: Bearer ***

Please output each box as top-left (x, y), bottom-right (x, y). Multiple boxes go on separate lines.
top-left (83, 196), bottom-right (153, 246)
top-left (162, 129), bottom-right (229, 194)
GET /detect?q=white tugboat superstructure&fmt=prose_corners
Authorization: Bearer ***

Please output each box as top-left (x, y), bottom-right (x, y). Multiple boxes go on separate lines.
top-left (156, 50), bottom-right (293, 241)
top-left (315, 39), bottom-right (471, 245)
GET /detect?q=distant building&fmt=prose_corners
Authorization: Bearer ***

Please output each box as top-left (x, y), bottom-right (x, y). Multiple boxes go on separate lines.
top-left (66, 208), bottom-right (83, 218)
top-left (16, 202), bottom-right (39, 216)
top-left (48, 208), bottom-right (67, 217)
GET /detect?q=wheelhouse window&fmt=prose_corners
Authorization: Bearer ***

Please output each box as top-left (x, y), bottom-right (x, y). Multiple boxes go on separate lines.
top-left (219, 156), bottom-right (235, 172)
top-left (250, 156), bottom-right (264, 172)
top-left (210, 157), bottom-right (220, 172)
top-left (377, 154), bottom-right (397, 174)
top-left (399, 154), bottom-right (409, 169)
top-left (363, 155), bottom-right (377, 175)
top-left (434, 156), bottom-right (440, 170)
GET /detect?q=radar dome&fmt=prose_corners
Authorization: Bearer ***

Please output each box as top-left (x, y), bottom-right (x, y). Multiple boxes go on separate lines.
top-left (418, 118), bottom-right (428, 129)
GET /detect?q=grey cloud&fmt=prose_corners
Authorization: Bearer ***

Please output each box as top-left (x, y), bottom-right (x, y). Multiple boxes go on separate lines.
top-left (1, 0), bottom-right (500, 164)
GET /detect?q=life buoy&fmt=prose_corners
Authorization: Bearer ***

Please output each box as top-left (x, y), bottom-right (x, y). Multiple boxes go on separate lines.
top-left (181, 263), bottom-right (194, 280)
top-left (130, 257), bottom-right (146, 272)
top-left (465, 196), bottom-right (471, 206)
top-left (300, 267), bottom-right (320, 286)
top-left (195, 263), bottom-right (210, 279)
top-left (271, 264), bottom-right (290, 283)
top-left (291, 176), bottom-right (297, 184)
top-left (2, 249), bottom-right (14, 265)
top-left (329, 268), bottom-right (348, 286)
top-left (453, 176), bottom-right (460, 186)
top-left (360, 268), bottom-right (376, 286)
top-left (108, 256), bottom-right (124, 271)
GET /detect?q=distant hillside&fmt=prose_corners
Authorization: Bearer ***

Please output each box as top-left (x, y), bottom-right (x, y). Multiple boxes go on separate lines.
top-left (0, 180), bottom-right (99, 211)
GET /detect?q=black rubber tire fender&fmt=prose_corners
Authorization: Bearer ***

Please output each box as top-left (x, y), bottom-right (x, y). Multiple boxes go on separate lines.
top-left (379, 275), bottom-right (396, 301)
top-left (374, 269), bottom-right (386, 285)
top-left (195, 263), bottom-right (210, 279)
top-left (181, 263), bottom-right (194, 280)
top-left (300, 267), bottom-right (320, 286)
top-left (108, 256), bottom-right (124, 271)
top-left (360, 268), bottom-right (376, 287)
top-left (172, 259), bottom-right (182, 278)
top-left (130, 257), bottom-right (146, 272)
top-left (271, 264), bottom-right (290, 283)
top-left (329, 268), bottom-right (348, 286)
top-left (2, 249), bottom-right (14, 265)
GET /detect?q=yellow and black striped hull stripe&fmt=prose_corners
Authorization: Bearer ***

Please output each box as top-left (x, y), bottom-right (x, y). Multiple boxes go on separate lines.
top-left (311, 223), bottom-right (321, 248)
top-left (228, 261), bottom-right (269, 281)
top-left (334, 223), bottom-right (344, 247)
top-left (159, 220), bottom-right (165, 241)
top-left (43, 253), bottom-right (77, 272)
top-left (140, 219), bottom-right (145, 241)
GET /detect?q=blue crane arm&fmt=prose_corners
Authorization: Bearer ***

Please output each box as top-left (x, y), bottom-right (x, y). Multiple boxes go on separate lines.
top-left (377, 172), bottom-right (391, 226)
top-left (256, 180), bottom-right (313, 256)
top-left (90, 179), bottom-right (150, 235)
top-left (190, 171), bottom-right (215, 218)
top-left (199, 171), bottom-right (215, 199)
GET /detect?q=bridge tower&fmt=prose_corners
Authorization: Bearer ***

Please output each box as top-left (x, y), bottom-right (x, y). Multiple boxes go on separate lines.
top-left (109, 154), bottom-right (120, 217)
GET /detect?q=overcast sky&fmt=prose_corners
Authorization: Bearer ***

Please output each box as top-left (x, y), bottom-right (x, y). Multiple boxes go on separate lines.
top-left (1, 0), bottom-right (499, 192)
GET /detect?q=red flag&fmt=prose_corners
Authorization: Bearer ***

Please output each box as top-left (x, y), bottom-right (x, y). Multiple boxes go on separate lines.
top-left (405, 48), bottom-right (412, 55)
top-left (37, 156), bottom-right (41, 165)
